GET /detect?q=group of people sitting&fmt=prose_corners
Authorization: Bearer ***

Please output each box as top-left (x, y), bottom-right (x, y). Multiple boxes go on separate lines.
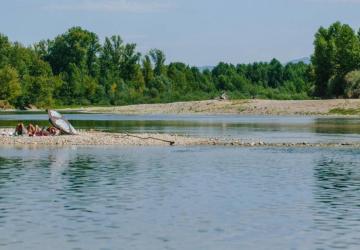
top-left (15, 123), bottom-right (61, 136)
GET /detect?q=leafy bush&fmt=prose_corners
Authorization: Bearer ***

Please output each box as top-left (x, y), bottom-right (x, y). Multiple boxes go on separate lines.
top-left (344, 70), bottom-right (360, 98)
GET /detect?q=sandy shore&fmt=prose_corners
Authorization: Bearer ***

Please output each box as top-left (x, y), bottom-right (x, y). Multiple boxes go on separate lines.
top-left (1, 129), bottom-right (359, 148)
top-left (66, 99), bottom-right (360, 116)
top-left (2, 99), bottom-right (360, 116)
top-left (0, 129), bottom-right (199, 146)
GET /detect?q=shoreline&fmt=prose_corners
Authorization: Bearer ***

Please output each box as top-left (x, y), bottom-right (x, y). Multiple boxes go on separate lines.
top-left (1, 99), bottom-right (360, 116)
top-left (71, 99), bottom-right (360, 116)
top-left (1, 129), bottom-right (359, 148)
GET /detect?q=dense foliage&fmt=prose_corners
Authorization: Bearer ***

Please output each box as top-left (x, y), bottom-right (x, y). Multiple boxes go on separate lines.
top-left (312, 21), bottom-right (360, 98)
top-left (0, 22), bottom-right (358, 109)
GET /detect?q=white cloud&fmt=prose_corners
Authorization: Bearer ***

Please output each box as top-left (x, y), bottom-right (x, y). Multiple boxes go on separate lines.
top-left (44, 0), bottom-right (176, 13)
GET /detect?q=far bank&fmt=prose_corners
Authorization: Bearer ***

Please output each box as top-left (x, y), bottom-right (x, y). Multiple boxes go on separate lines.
top-left (57, 99), bottom-right (360, 116)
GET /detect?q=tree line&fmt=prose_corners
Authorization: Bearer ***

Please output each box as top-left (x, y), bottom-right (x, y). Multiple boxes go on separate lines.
top-left (0, 22), bottom-right (359, 109)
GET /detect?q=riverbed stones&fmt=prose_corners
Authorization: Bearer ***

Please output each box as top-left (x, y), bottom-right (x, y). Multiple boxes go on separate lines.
top-left (0, 128), bottom-right (359, 148)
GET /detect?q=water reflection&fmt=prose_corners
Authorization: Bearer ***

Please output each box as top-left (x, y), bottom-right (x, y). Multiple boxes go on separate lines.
top-left (314, 118), bottom-right (360, 134)
top-left (313, 150), bottom-right (360, 249)
top-left (0, 146), bottom-right (360, 249)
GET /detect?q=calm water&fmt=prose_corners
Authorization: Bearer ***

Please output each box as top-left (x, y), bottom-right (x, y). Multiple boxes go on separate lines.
top-left (0, 146), bottom-right (360, 250)
top-left (1, 112), bottom-right (360, 143)
top-left (1, 112), bottom-right (360, 249)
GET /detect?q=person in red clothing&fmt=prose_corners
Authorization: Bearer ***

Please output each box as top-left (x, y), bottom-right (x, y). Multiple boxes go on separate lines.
top-left (14, 123), bottom-right (60, 136)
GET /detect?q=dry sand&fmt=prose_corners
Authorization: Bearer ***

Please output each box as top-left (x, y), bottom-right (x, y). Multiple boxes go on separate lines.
top-left (70, 99), bottom-right (360, 116)
top-left (2, 99), bottom-right (360, 115)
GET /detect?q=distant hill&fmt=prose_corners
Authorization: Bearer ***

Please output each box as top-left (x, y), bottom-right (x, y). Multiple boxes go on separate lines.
top-left (288, 57), bottom-right (311, 65)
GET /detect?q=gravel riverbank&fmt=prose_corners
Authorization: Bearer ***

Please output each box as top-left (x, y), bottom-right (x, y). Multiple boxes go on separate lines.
top-left (71, 99), bottom-right (360, 116)
top-left (3, 99), bottom-right (360, 116)
top-left (1, 129), bottom-right (359, 148)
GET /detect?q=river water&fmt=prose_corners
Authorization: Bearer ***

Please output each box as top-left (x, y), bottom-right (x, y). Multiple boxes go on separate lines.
top-left (0, 113), bottom-right (360, 249)
top-left (1, 112), bottom-right (360, 143)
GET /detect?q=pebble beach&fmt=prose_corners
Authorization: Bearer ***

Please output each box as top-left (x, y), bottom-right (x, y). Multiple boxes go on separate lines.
top-left (1, 128), bottom-right (359, 148)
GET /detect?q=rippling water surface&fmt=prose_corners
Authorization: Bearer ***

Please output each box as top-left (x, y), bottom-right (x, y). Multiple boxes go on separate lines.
top-left (0, 146), bottom-right (360, 249)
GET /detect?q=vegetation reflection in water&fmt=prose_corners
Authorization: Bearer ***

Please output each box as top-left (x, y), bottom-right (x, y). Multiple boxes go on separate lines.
top-left (0, 147), bottom-right (359, 249)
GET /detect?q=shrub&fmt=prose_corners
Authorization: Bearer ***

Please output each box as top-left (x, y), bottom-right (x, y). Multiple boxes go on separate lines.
top-left (344, 70), bottom-right (360, 98)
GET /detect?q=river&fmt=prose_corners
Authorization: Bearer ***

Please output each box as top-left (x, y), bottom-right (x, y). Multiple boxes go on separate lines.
top-left (0, 113), bottom-right (360, 249)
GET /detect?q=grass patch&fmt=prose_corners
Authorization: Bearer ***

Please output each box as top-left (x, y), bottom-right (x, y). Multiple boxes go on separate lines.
top-left (329, 108), bottom-right (360, 115)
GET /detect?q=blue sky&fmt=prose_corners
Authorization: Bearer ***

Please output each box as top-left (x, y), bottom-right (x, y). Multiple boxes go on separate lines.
top-left (0, 0), bottom-right (359, 65)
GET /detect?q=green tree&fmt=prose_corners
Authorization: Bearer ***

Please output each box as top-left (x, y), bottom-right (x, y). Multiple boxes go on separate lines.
top-left (99, 35), bottom-right (124, 98)
top-left (61, 63), bottom-right (99, 104)
top-left (0, 66), bottom-right (21, 104)
top-left (0, 26), bottom-right (323, 108)
top-left (0, 34), bottom-right (11, 69)
top-left (142, 55), bottom-right (154, 85)
top-left (121, 43), bottom-right (141, 81)
top-left (312, 22), bottom-right (360, 97)
top-left (268, 58), bottom-right (283, 88)
top-left (21, 75), bottom-right (62, 107)
top-left (344, 70), bottom-right (360, 98)
top-left (46, 27), bottom-right (100, 76)
top-left (149, 49), bottom-right (166, 76)
top-left (44, 27), bottom-right (101, 104)
top-left (312, 26), bottom-right (336, 96)
top-left (332, 23), bottom-right (360, 96)
top-left (167, 62), bottom-right (187, 92)
top-left (99, 36), bottom-right (141, 81)
top-left (33, 39), bottom-right (52, 60)
top-left (100, 36), bottom-right (123, 77)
